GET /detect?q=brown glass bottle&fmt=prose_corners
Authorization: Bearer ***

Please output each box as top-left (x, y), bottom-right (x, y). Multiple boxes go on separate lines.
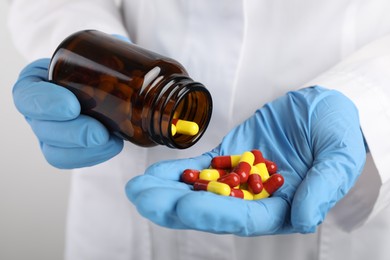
top-left (48, 30), bottom-right (212, 149)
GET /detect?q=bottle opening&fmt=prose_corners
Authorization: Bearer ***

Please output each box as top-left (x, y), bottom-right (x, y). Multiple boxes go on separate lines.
top-left (152, 81), bottom-right (212, 149)
top-left (169, 87), bottom-right (212, 148)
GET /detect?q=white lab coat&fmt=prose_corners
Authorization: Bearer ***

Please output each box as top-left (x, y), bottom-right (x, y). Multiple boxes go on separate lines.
top-left (8, 0), bottom-right (390, 259)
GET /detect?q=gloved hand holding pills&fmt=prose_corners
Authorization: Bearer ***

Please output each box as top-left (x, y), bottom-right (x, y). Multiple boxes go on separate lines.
top-left (126, 86), bottom-right (366, 236)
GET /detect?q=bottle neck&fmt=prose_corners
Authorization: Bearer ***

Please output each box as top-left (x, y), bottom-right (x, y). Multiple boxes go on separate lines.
top-left (143, 75), bottom-right (213, 149)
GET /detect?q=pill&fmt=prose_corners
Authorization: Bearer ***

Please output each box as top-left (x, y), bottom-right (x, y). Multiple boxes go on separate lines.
top-left (99, 74), bottom-right (118, 83)
top-left (232, 151), bottom-right (255, 184)
top-left (247, 174), bottom-right (263, 194)
top-left (210, 154), bottom-right (241, 169)
top-left (253, 173), bottom-right (284, 200)
top-left (251, 149), bottom-right (264, 165)
top-left (199, 169), bottom-right (227, 181)
top-left (217, 172), bottom-right (241, 187)
top-left (230, 188), bottom-right (254, 200)
top-left (181, 169), bottom-right (200, 184)
top-left (251, 149), bottom-right (270, 181)
top-left (251, 164), bottom-right (270, 182)
top-left (265, 159), bottom-right (278, 174)
top-left (171, 119), bottom-right (199, 136)
top-left (96, 80), bottom-right (115, 101)
top-left (115, 82), bottom-right (133, 100)
top-left (193, 179), bottom-right (231, 196)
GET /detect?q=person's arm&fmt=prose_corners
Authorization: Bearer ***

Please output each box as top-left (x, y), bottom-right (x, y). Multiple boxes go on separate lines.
top-left (8, 0), bottom-right (129, 60)
top-left (305, 35), bottom-right (390, 231)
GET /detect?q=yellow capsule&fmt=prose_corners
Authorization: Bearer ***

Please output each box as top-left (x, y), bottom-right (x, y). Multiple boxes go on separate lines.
top-left (172, 119), bottom-right (199, 136)
top-left (199, 169), bottom-right (226, 181)
top-left (251, 164), bottom-right (270, 181)
top-left (240, 151), bottom-right (255, 165)
top-left (242, 189), bottom-right (254, 200)
top-left (207, 181), bottom-right (231, 196)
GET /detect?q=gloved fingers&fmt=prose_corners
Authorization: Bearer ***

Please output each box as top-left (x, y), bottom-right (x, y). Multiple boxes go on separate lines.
top-left (175, 193), bottom-right (289, 236)
top-left (27, 115), bottom-right (111, 148)
top-left (41, 135), bottom-right (123, 169)
top-left (291, 88), bottom-right (366, 233)
top-left (126, 175), bottom-right (192, 229)
top-left (127, 175), bottom-right (289, 234)
top-left (144, 152), bottom-right (215, 181)
top-left (128, 161), bottom-right (291, 235)
top-left (13, 58), bottom-right (80, 121)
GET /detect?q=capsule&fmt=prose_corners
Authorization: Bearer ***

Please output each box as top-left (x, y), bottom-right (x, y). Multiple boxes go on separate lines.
top-left (251, 149), bottom-right (264, 165)
top-left (265, 159), bottom-right (278, 174)
top-left (217, 172), bottom-right (241, 187)
top-left (251, 164), bottom-right (270, 182)
top-left (230, 189), bottom-right (254, 200)
top-left (247, 174), bottom-right (263, 194)
top-left (181, 169), bottom-right (200, 184)
top-left (199, 169), bottom-right (227, 181)
top-left (172, 119), bottom-right (199, 136)
top-left (95, 80), bottom-right (115, 101)
top-left (232, 151), bottom-right (255, 184)
top-left (210, 154), bottom-right (241, 169)
top-left (251, 149), bottom-right (270, 181)
top-left (193, 179), bottom-right (231, 196)
top-left (253, 173), bottom-right (284, 200)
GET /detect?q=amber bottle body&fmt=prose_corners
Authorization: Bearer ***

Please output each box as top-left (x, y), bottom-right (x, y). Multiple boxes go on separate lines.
top-left (49, 30), bottom-right (212, 149)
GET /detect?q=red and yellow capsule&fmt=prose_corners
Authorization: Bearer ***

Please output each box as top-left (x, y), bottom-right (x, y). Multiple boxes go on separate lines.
top-left (232, 151), bottom-right (255, 184)
top-left (181, 169), bottom-right (200, 184)
top-left (210, 154), bottom-right (241, 169)
top-left (193, 179), bottom-right (231, 196)
top-left (230, 188), bottom-right (254, 200)
top-left (253, 173), bottom-right (284, 200)
top-left (251, 149), bottom-right (270, 181)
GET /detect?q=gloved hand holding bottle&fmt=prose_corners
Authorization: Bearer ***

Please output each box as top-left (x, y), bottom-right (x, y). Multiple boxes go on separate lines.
top-left (12, 58), bottom-right (124, 169)
top-left (126, 86), bottom-right (366, 235)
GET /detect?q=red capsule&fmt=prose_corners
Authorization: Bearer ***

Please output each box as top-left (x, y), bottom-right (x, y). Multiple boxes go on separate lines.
top-left (210, 155), bottom-right (241, 169)
top-left (247, 174), bottom-right (263, 194)
top-left (251, 149), bottom-right (265, 165)
top-left (263, 173), bottom-right (284, 194)
top-left (181, 169), bottom-right (200, 184)
top-left (217, 172), bottom-right (241, 187)
top-left (193, 179), bottom-right (231, 196)
top-left (265, 159), bottom-right (278, 174)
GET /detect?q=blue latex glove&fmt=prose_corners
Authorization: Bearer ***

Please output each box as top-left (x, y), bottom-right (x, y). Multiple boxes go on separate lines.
top-left (126, 86), bottom-right (366, 235)
top-left (12, 58), bottom-right (123, 169)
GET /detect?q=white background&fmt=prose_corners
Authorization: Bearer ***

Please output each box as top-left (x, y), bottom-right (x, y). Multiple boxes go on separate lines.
top-left (0, 1), bottom-right (71, 259)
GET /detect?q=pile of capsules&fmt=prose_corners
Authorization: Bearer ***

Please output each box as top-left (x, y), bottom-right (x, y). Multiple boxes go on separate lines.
top-left (180, 149), bottom-right (284, 200)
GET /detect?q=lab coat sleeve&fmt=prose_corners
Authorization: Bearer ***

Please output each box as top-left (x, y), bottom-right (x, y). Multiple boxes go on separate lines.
top-left (306, 35), bottom-right (390, 232)
top-left (7, 0), bottom-right (129, 61)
